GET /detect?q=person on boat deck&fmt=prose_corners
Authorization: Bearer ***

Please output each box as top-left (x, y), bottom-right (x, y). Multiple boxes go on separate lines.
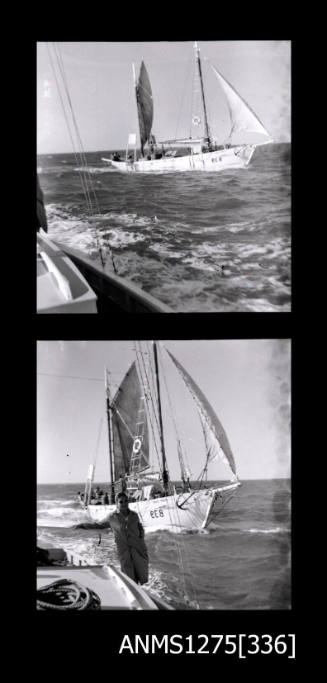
top-left (108, 492), bottom-right (149, 585)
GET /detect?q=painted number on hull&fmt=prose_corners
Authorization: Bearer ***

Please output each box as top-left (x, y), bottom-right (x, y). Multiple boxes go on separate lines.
top-left (150, 508), bottom-right (164, 518)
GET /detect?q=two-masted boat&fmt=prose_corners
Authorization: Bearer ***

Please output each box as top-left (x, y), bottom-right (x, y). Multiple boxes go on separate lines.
top-left (80, 342), bottom-right (241, 530)
top-left (102, 42), bottom-right (273, 173)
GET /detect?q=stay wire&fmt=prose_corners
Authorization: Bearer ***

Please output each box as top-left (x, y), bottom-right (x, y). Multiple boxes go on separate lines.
top-left (155, 345), bottom-right (199, 607)
top-left (53, 43), bottom-right (106, 270)
top-left (48, 42), bottom-right (118, 274)
top-left (134, 342), bottom-right (163, 474)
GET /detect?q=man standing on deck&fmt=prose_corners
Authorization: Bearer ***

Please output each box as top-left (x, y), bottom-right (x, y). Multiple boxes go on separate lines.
top-left (108, 492), bottom-right (149, 585)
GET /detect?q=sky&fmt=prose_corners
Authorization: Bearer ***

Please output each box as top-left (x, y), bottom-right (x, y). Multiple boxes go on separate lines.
top-left (37, 41), bottom-right (291, 154)
top-left (37, 340), bottom-right (291, 484)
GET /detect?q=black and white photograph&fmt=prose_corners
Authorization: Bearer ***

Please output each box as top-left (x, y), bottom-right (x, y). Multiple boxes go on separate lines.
top-left (37, 339), bottom-right (291, 612)
top-left (37, 41), bottom-right (291, 313)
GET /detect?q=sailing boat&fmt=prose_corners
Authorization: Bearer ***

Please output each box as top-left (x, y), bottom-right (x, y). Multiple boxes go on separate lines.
top-left (81, 342), bottom-right (241, 530)
top-left (102, 42), bottom-right (273, 173)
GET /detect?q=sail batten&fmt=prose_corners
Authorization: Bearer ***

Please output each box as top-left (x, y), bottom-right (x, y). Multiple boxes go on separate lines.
top-left (167, 350), bottom-right (237, 477)
top-left (136, 61), bottom-right (153, 153)
top-left (111, 362), bottom-right (149, 479)
top-left (210, 63), bottom-right (273, 141)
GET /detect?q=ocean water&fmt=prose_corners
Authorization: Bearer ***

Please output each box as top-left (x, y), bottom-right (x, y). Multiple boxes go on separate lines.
top-left (37, 143), bottom-right (291, 312)
top-left (37, 479), bottom-right (291, 610)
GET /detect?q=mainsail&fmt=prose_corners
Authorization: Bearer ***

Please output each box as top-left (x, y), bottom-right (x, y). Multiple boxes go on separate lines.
top-left (111, 362), bottom-right (149, 479)
top-left (210, 64), bottom-right (273, 142)
top-left (135, 61), bottom-right (153, 154)
top-left (167, 350), bottom-right (237, 478)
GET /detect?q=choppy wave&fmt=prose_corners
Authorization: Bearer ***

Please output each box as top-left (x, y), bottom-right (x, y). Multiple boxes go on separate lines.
top-left (37, 144), bottom-right (291, 312)
top-left (37, 480), bottom-right (291, 609)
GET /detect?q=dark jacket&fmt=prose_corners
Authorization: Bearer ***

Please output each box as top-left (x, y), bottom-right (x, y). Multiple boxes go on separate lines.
top-left (108, 510), bottom-right (148, 584)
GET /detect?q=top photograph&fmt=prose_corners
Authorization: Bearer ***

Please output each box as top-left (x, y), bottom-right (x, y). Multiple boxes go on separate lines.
top-left (36, 41), bottom-right (291, 314)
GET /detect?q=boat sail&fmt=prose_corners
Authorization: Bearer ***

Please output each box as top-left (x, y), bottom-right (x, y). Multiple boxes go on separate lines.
top-left (102, 42), bottom-right (273, 173)
top-left (135, 61), bottom-right (153, 158)
top-left (82, 342), bottom-right (241, 530)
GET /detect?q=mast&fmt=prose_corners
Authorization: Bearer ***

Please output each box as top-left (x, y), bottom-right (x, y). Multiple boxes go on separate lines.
top-left (194, 42), bottom-right (211, 146)
top-left (153, 342), bottom-right (169, 494)
top-left (105, 368), bottom-right (116, 504)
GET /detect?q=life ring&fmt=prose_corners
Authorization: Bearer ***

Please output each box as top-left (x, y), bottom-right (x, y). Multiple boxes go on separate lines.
top-left (192, 115), bottom-right (201, 126)
top-left (133, 438), bottom-right (142, 454)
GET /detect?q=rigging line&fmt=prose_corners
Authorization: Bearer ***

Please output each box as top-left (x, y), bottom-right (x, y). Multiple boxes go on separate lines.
top-left (47, 42), bottom-right (97, 219)
top-left (52, 43), bottom-right (106, 270)
top-left (133, 343), bottom-right (158, 468)
top-left (53, 43), bottom-right (118, 275)
top-left (53, 44), bottom-right (100, 215)
top-left (174, 53), bottom-right (193, 143)
top-left (208, 491), bottom-right (238, 523)
top-left (160, 350), bottom-right (186, 480)
top-left (142, 342), bottom-right (168, 454)
top-left (135, 343), bottom-right (197, 607)
top-left (157, 354), bottom-right (201, 604)
top-left (113, 406), bottom-right (135, 441)
top-left (45, 44), bottom-right (94, 217)
top-left (161, 350), bottom-right (192, 479)
top-left (134, 342), bottom-right (162, 473)
top-left (189, 58), bottom-right (197, 139)
top-left (151, 346), bottom-right (198, 607)
top-left (47, 42), bottom-right (108, 273)
top-left (135, 342), bottom-right (162, 472)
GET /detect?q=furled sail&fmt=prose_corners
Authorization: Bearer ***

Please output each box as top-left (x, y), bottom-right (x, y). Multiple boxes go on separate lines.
top-left (111, 362), bottom-right (149, 479)
top-left (210, 64), bottom-right (273, 142)
top-left (136, 61), bottom-right (153, 153)
top-left (167, 351), bottom-right (237, 477)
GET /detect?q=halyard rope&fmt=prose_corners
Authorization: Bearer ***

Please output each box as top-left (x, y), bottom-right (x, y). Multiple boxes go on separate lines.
top-left (46, 42), bottom-right (118, 274)
top-left (37, 579), bottom-right (101, 610)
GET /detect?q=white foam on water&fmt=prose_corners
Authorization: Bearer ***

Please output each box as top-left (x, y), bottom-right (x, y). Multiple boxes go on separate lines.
top-left (248, 527), bottom-right (290, 534)
top-left (37, 505), bottom-right (90, 528)
top-left (74, 166), bottom-right (116, 174)
top-left (37, 499), bottom-right (76, 509)
top-left (149, 243), bottom-right (185, 259)
top-left (227, 221), bottom-right (256, 233)
top-left (104, 229), bottom-right (147, 247)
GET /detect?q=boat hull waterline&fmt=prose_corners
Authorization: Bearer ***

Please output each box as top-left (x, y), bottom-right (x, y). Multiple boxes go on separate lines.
top-left (103, 146), bottom-right (255, 173)
top-left (85, 483), bottom-right (241, 530)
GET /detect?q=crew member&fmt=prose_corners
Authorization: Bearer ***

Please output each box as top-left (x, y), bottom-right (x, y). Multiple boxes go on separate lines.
top-left (108, 492), bottom-right (149, 584)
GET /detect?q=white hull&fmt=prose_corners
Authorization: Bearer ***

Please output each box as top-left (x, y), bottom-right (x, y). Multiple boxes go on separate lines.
top-left (86, 483), bottom-right (240, 530)
top-left (104, 146), bottom-right (255, 174)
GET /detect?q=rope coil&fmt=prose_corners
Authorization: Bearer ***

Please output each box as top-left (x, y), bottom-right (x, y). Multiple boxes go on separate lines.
top-left (37, 579), bottom-right (101, 610)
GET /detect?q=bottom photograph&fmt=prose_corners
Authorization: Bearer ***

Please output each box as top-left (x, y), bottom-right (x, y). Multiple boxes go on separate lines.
top-left (37, 339), bottom-right (291, 611)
